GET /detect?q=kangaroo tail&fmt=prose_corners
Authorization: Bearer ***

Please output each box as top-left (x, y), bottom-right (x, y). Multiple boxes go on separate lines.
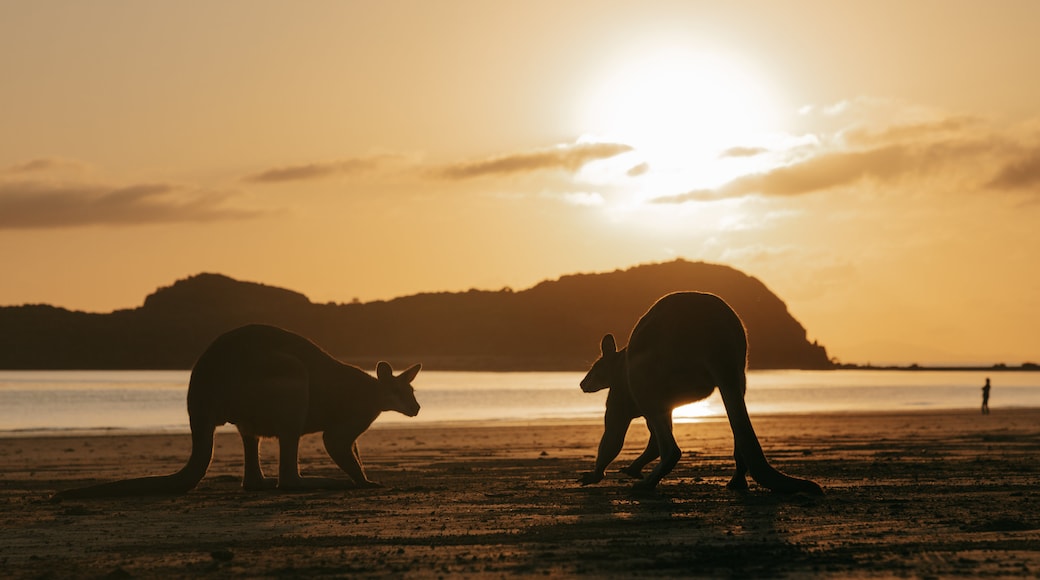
top-left (718, 373), bottom-right (823, 495)
top-left (52, 423), bottom-right (215, 500)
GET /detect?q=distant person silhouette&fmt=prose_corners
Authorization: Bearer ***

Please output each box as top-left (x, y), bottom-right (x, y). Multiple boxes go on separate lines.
top-left (981, 377), bottom-right (991, 414)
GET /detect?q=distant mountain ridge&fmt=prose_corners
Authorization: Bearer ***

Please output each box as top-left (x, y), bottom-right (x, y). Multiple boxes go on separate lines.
top-left (0, 260), bottom-right (833, 370)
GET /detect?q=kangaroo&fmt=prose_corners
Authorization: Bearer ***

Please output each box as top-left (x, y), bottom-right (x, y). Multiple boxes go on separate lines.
top-left (579, 292), bottom-right (822, 494)
top-left (53, 324), bottom-right (421, 499)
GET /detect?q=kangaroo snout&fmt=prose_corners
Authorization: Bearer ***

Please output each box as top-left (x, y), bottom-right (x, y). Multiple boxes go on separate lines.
top-left (580, 379), bottom-right (606, 393)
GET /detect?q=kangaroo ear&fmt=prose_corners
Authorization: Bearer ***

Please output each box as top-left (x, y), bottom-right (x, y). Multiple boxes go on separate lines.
top-left (398, 363), bottom-right (421, 384)
top-left (601, 334), bottom-right (617, 356)
top-left (376, 361), bottom-right (393, 381)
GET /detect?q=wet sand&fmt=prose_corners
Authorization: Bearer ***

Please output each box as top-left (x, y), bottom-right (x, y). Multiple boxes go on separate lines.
top-left (2, 409), bottom-right (1039, 578)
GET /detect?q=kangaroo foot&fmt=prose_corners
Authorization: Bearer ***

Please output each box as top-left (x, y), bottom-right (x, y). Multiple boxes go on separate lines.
top-left (578, 471), bottom-right (604, 486)
top-left (619, 465), bottom-right (644, 479)
top-left (769, 477), bottom-right (824, 496)
top-left (726, 475), bottom-right (749, 492)
top-left (243, 477), bottom-right (278, 492)
top-left (631, 478), bottom-right (659, 492)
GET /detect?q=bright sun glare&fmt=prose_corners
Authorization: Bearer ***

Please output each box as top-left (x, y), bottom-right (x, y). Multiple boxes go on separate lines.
top-left (578, 44), bottom-right (782, 198)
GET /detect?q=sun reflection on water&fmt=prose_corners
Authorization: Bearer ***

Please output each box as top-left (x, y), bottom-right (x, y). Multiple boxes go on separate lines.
top-left (673, 396), bottom-right (726, 423)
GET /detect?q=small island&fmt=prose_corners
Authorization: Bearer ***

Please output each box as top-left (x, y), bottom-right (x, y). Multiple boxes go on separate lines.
top-left (0, 260), bottom-right (833, 371)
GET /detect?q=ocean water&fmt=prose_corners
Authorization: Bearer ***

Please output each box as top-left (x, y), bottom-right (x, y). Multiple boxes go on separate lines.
top-left (0, 369), bottom-right (1037, 436)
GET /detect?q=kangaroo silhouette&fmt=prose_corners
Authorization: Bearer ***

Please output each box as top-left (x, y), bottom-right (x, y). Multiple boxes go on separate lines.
top-left (53, 324), bottom-right (421, 499)
top-left (579, 292), bottom-right (822, 494)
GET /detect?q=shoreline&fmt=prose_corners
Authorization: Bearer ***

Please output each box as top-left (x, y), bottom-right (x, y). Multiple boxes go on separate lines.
top-left (4, 408), bottom-right (1039, 577)
top-left (2, 405), bottom-right (1035, 439)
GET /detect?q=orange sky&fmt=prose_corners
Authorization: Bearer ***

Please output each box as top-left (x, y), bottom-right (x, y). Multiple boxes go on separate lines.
top-left (2, 1), bottom-right (1038, 366)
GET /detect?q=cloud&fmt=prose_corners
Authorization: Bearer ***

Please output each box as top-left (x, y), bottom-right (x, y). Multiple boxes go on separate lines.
top-left (652, 188), bottom-right (718, 204)
top-left (626, 162), bottom-right (650, 177)
top-left (655, 145), bottom-right (914, 203)
top-left (652, 114), bottom-right (1036, 204)
top-left (753, 146), bottom-right (914, 194)
top-left (719, 146), bottom-right (768, 158)
top-left (242, 142), bottom-right (634, 186)
top-left (3, 157), bottom-right (90, 175)
top-left (842, 116), bottom-right (979, 147)
top-left (433, 142), bottom-right (633, 180)
top-left (0, 181), bottom-right (264, 229)
top-left (987, 148), bottom-right (1040, 189)
top-left (244, 155), bottom-right (395, 184)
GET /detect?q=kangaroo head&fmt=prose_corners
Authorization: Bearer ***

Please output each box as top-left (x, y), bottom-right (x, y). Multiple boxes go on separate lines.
top-left (580, 334), bottom-right (624, 393)
top-left (375, 361), bottom-right (422, 417)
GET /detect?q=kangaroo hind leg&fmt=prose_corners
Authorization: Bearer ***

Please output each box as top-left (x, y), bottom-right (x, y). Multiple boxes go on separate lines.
top-left (240, 430), bottom-right (276, 491)
top-left (632, 411), bottom-right (680, 491)
top-left (717, 370), bottom-right (823, 495)
top-left (621, 426), bottom-right (659, 479)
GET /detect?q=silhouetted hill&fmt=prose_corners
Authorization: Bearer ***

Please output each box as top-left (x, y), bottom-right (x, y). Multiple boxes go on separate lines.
top-left (0, 260), bottom-right (833, 370)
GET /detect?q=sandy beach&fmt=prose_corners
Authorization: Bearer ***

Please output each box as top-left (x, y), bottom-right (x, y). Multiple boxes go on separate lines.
top-left (2, 409), bottom-right (1039, 578)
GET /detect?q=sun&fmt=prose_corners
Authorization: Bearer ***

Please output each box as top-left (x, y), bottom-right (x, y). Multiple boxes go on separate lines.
top-left (576, 43), bottom-right (782, 192)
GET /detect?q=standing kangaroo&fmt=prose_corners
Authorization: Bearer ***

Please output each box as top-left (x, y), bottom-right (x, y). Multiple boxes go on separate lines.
top-left (579, 292), bottom-right (822, 494)
top-left (53, 324), bottom-right (421, 499)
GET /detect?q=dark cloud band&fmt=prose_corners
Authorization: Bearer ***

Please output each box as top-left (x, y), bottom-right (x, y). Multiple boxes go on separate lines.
top-left (0, 181), bottom-right (262, 229)
top-left (433, 142), bottom-right (633, 180)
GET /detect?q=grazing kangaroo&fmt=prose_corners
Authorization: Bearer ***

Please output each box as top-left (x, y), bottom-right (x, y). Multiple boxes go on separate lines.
top-left (579, 292), bottom-right (822, 494)
top-left (53, 324), bottom-right (421, 499)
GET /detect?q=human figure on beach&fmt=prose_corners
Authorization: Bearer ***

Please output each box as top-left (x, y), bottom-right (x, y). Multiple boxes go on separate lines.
top-left (981, 377), bottom-right (991, 414)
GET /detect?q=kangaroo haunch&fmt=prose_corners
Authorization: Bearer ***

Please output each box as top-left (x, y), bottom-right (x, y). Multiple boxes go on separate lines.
top-left (53, 324), bottom-right (421, 499)
top-left (579, 292), bottom-right (823, 494)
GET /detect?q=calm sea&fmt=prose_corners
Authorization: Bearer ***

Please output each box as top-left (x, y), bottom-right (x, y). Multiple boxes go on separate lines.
top-left (1, 370), bottom-right (1037, 436)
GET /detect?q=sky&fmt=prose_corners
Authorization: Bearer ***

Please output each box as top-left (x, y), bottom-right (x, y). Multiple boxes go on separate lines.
top-left (2, 1), bottom-right (1039, 366)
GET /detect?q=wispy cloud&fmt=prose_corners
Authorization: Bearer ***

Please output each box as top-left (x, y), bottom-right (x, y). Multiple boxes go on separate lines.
top-left (841, 116), bottom-right (979, 147)
top-left (720, 146), bottom-right (768, 158)
top-left (653, 114), bottom-right (1035, 204)
top-left (432, 142), bottom-right (633, 180)
top-left (3, 157), bottom-right (89, 175)
top-left (651, 188), bottom-right (717, 204)
top-left (243, 155), bottom-right (399, 184)
top-left (0, 181), bottom-right (264, 229)
top-left (241, 142), bottom-right (634, 186)
top-left (987, 148), bottom-right (1040, 190)
top-left (654, 145), bottom-right (913, 203)
top-left (626, 162), bottom-right (650, 177)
